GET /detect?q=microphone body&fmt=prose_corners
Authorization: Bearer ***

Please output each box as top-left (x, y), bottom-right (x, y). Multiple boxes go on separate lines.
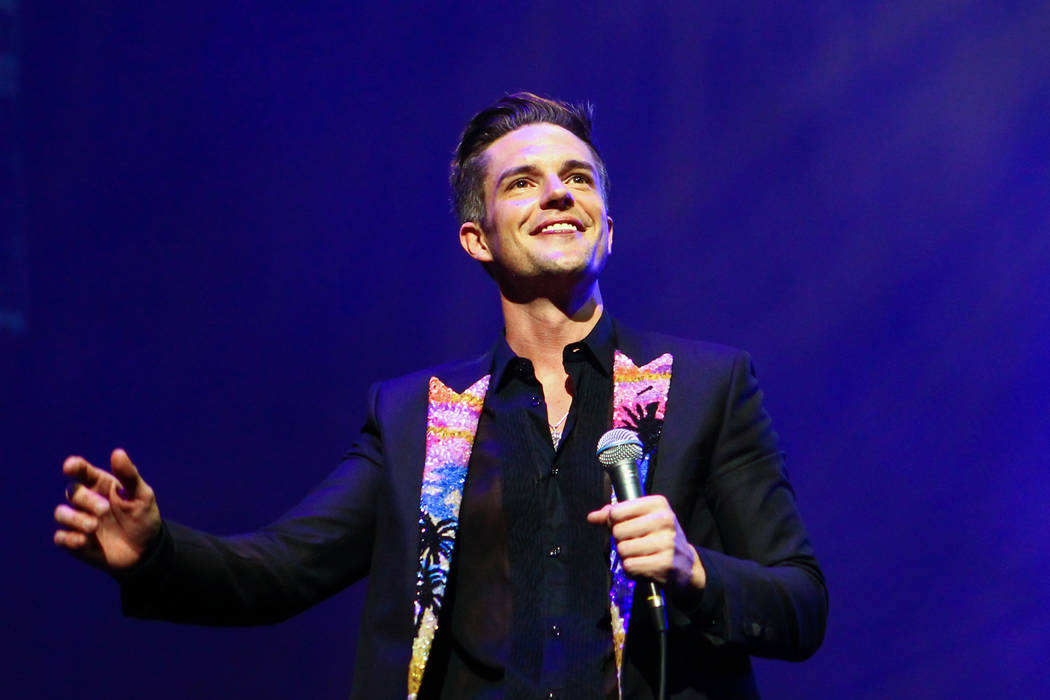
top-left (597, 429), bottom-right (669, 633)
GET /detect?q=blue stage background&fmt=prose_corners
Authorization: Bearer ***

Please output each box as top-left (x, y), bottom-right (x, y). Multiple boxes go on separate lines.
top-left (5, 2), bottom-right (1049, 697)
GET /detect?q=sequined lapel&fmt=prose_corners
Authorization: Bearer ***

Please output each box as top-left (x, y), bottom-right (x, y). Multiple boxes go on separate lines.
top-left (407, 374), bottom-right (490, 699)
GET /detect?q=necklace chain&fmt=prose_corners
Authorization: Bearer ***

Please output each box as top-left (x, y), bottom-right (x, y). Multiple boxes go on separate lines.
top-left (549, 410), bottom-right (569, 448)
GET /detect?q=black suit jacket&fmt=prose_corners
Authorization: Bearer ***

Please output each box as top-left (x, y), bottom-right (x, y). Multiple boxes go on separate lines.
top-left (121, 321), bottom-right (827, 698)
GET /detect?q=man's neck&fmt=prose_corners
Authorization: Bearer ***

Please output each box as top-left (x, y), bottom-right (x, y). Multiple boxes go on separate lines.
top-left (500, 284), bottom-right (604, 379)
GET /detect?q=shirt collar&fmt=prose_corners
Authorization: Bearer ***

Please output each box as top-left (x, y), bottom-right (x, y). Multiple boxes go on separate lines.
top-left (490, 310), bottom-right (616, 390)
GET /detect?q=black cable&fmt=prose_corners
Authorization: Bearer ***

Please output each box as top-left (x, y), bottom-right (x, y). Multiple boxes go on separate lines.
top-left (657, 627), bottom-right (668, 700)
top-left (646, 580), bottom-right (669, 700)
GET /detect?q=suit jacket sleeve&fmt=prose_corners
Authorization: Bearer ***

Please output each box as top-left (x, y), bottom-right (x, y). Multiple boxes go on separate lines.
top-left (119, 383), bottom-right (386, 626)
top-left (668, 349), bottom-right (827, 662)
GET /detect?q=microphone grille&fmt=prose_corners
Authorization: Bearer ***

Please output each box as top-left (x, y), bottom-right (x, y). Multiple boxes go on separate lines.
top-left (596, 428), bottom-right (643, 466)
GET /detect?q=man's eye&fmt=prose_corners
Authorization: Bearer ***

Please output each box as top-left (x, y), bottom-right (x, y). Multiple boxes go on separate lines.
top-left (510, 178), bottom-right (530, 189)
top-left (569, 174), bottom-right (591, 185)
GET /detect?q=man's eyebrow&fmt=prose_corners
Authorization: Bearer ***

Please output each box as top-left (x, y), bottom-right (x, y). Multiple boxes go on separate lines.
top-left (561, 159), bottom-right (596, 175)
top-left (496, 160), bottom-right (597, 186)
top-left (496, 164), bottom-right (540, 186)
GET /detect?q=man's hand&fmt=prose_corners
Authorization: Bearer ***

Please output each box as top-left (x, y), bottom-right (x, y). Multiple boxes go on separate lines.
top-left (53, 449), bottom-right (161, 570)
top-left (587, 494), bottom-right (706, 591)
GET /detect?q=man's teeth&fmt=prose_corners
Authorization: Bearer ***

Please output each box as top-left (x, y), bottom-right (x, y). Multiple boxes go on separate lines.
top-left (542, 222), bottom-right (578, 232)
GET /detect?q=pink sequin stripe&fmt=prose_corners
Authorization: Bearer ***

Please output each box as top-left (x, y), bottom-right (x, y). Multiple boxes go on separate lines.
top-left (408, 374), bottom-right (489, 699)
top-left (612, 350), bottom-right (673, 428)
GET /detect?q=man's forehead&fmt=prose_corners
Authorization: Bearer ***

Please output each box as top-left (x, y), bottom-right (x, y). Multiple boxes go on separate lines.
top-left (483, 122), bottom-right (597, 171)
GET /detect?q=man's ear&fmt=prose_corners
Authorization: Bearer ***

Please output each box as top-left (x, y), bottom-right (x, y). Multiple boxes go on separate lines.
top-left (606, 215), bottom-right (614, 255)
top-left (459, 221), bottom-right (494, 263)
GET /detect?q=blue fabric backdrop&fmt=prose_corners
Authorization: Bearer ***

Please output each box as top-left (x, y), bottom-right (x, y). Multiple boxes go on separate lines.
top-left (5, 2), bottom-right (1049, 697)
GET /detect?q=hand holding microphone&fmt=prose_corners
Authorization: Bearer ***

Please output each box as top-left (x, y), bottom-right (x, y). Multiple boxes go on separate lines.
top-left (588, 429), bottom-right (707, 632)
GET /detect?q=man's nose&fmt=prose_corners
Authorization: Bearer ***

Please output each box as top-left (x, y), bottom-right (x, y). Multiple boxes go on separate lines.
top-left (540, 174), bottom-right (574, 210)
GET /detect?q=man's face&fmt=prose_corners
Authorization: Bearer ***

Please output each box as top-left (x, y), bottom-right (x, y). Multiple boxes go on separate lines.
top-left (461, 123), bottom-right (613, 290)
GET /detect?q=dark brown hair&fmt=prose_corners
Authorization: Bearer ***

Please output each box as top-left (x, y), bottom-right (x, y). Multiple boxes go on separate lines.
top-left (450, 92), bottom-right (610, 224)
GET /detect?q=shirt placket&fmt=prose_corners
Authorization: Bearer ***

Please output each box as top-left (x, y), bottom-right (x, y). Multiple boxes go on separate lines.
top-left (531, 352), bottom-right (592, 699)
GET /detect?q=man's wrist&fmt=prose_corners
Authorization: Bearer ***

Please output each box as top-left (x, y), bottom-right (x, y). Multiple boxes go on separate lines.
top-left (690, 547), bottom-right (707, 589)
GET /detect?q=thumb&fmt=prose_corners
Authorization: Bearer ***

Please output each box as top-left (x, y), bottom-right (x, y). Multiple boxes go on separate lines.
top-left (586, 504), bottom-right (612, 525)
top-left (110, 448), bottom-right (143, 499)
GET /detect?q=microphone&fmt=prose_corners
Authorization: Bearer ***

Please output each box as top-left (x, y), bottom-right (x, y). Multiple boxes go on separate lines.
top-left (596, 428), bottom-right (669, 633)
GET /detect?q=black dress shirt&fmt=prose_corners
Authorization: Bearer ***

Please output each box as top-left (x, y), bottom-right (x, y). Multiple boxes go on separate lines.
top-left (419, 313), bottom-right (619, 700)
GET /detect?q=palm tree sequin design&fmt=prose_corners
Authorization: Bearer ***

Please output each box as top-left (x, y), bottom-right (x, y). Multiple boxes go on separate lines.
top-left (414, 514), bottom-right (457, 633)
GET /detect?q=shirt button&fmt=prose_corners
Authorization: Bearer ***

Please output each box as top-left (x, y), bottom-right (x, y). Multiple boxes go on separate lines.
top-left (550, 465), bottom-right (560, 476)
top-left (530, 395), bottom-right (541, 406)
top-left (548, 545), bottom-right (562, 558)
top-left (547, 692), bottom-right (558, 700)
top-left (550, 624), bottom-right (561, 638)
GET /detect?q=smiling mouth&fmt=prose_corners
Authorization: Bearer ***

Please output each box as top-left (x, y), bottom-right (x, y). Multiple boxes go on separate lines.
top-left (534, 221), bottom-right (582, 235)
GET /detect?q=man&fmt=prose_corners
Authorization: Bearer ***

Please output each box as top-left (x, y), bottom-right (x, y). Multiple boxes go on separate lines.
top-left (54, 92), bottom-right (827, 699)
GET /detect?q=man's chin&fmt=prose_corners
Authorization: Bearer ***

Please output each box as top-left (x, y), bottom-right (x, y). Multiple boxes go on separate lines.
top-left (533, 250), bottom-right (606, 274)
top-left (534, 262), bottom-right (593, 280)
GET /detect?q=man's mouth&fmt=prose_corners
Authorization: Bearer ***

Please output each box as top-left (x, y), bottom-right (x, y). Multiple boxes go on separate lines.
top-left (534, 220), bottom-right (583, 235)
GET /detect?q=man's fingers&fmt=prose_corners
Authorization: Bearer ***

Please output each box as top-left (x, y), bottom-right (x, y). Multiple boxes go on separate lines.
top-left (589, 498), bottom-right (672, 530)
top-left (66, 482), bottom-right (110, 517)
top-left (606, 495), bottom-right (669, 523)
top-left (62, 455), bottom-right (111, 489)
top-left (615, 531), bottom-right (673, 559)
top-left (620, 551), bottom-right (671, 583)
top-left (54, 504), bottom-right (99, 534)
top-left (109, 448), bottom-right (142, 499)
top-left (54, 529), bottom-right (90, 549)
top-left (611, 509), bottom-right (675, 542)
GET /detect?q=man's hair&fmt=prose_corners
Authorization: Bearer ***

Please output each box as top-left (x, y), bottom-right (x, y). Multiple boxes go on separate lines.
top-left (450, 91), bottom-right (610, 224)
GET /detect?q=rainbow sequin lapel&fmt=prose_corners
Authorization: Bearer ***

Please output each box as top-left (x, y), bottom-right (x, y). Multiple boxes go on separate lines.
top-left (408, 375), bottom-right (490, 699)
top-left (407, 350), bottom-right (673, 698)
